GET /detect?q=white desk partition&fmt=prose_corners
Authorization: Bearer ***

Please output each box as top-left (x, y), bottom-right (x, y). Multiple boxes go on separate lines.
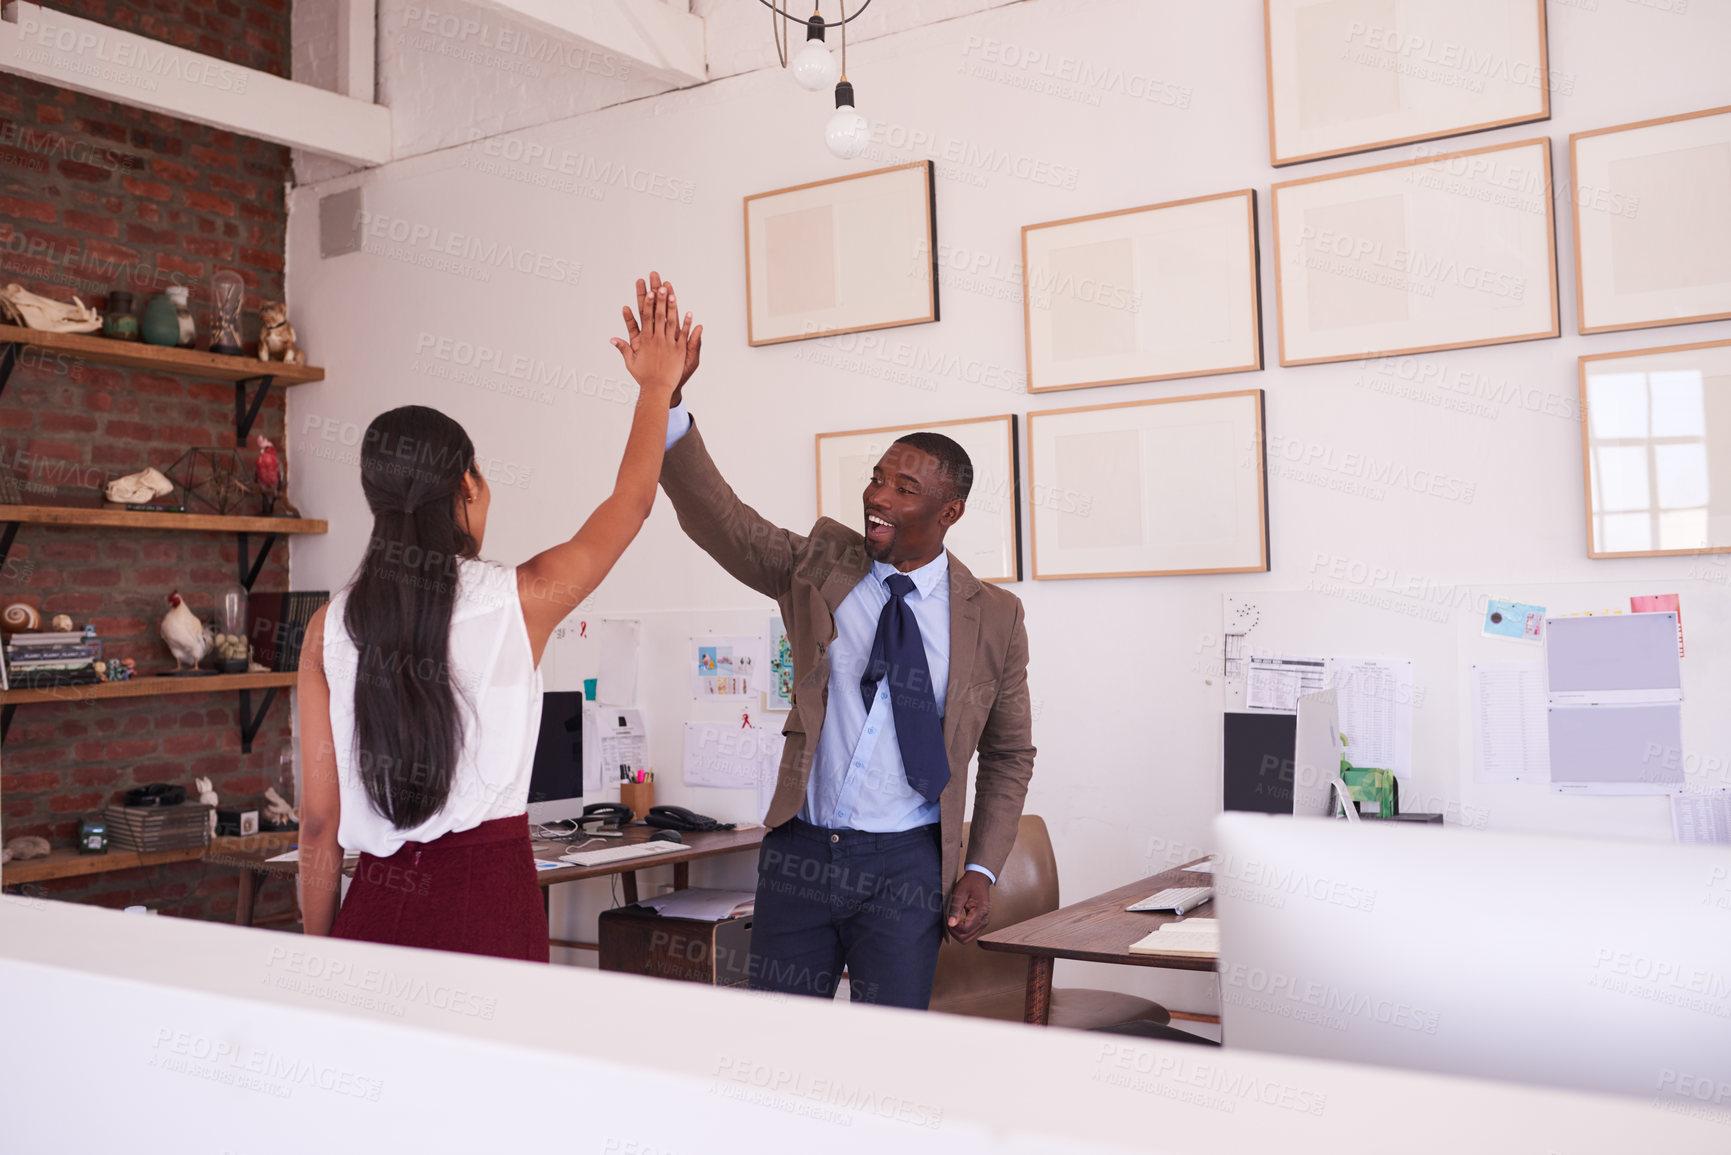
top-left (2, 896), bottom-right (1726, 1153)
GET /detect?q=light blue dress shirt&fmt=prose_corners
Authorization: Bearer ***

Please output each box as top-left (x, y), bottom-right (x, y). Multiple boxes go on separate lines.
top-left (666, 404), bottom-right (995, 884)
top-left (804, 554), bottom-right (950, 833)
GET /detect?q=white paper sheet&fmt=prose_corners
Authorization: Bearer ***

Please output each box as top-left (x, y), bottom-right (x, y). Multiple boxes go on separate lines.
top-left (1672, 793), bottom-right (1731, 844)
top-left (1328, 657), bottom-right (1415, 779)
top-left (591, 705), bottom-right (649, 785)
top-left (635, 887), bottom-right (757, 921)
top-left (266, 848), bottom-right (358, 863)
top-left (596, 619), bottom-right (639, 706)
top-left (1544, 613), bottom-right (1683, 704)
top-left (1245, 654), bottom-right (1327, 712)
top-left (682, 721), bottom-right (784, 790)
top-left (1471, 661), bottom-right (1549, 784)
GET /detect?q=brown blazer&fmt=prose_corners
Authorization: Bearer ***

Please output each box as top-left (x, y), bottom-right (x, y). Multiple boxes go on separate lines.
top-left (660, 421), bottom-right (1037, 898)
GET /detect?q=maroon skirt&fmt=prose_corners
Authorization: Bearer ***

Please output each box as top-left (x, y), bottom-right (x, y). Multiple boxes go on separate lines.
top-left (330, 813), bottom-right (549, 962)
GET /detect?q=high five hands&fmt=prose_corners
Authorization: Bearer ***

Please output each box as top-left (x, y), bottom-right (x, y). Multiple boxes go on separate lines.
top-left (612, 271), bottom-right (703, 407)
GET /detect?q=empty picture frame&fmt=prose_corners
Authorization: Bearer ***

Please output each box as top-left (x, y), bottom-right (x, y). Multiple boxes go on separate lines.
top-left (1021, 190), bottom-right (1262, 394)
top-left (1263, 0), bottom-right (1550, 167)
top-left (1571, 106), bottom-right (1731, 335)
top-left (1271, 137), bottom-right (1558, 366)
top-left (1578, 338), bottom-right (1731, 559)
top-left (816, 415), bottom-right (1022, 582)
top-left (744, 160), bottom-right (938, 347)
top-left (1027, 390), bottom-right (1268, 580)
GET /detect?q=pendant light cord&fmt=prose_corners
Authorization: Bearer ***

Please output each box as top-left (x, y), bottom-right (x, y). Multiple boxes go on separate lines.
top-left (754, 0), bottom-right (872, 26)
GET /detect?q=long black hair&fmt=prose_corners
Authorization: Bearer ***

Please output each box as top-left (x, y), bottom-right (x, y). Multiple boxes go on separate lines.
top-left (344, 405), bottom-right (481, 828)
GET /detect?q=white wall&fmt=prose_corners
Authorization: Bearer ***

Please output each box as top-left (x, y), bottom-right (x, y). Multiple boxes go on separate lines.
top-left (284, 0), bottom-right (1731, 1013)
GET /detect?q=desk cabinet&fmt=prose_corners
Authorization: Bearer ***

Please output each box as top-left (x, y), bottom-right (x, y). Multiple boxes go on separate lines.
top-left (598, 906), bottom-right (754, 987)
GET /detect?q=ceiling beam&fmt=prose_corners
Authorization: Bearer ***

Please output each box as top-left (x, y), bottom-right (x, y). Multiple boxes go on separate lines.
top-left (0, 1), bottom-right (391, 167)
top-left (472, 0), bottom-right (707, 86)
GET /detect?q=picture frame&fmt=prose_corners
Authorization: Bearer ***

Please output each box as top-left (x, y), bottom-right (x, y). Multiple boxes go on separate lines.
top-left (815, 414), bottom-right (1022, 583)
top-left (1570, 106), bottom-right (1731, 336)
top-left (1263, 0), bottom-right (1550, 167)
top-left (1270, 137), bottom-right (1558, 366)
top-left (1026, 390), bottom-right (1268, 580)
top-left (1021, 189), bottom-right (1262, 394)
top-left (1577, 337), bottom-right (1731, 560)
top-left (744, 160), bottom-right (938, 347)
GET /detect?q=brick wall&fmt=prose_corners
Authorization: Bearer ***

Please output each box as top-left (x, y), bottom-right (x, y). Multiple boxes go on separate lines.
top-left (1, 0), bottom-right (299, 922)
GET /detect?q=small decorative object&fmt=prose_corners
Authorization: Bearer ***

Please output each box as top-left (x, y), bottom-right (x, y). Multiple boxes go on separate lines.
top-left (160, 590), bottom-right (211, 672)
top-left (3, 602), bottom-right (41, 631)
top-left (210, 630), bottom-right (249, 673)
top-left (104, 466), bottom-right (175, 506)
top-left (257, 300), bottom-right (303, 364)
top-left (195, 776), bottom-right (220, 838)
top-left (92, 657), bottom-right (136, 682)
top-left (78, 814), bottom-right (108, 855)
top-left (103, 290), bottom-right (138, 341)
top-left (216, 807), bottom-right (259, 837)
top-left (169, 285), bottom-right (195, 347)
top-left (252, 435), bottom-right (299, 517)
top-left (262, 784), bottom-right (298, 829)
top-left (49, 613), bottom-right (72, 632)
top-left (166, 447), bottom-right (254, 515)
top-left (209, 269), bottom-right (245, 355)
top-left (0, 282), bottom-right (102, 333)
top-left (141, 290), bottom-right (181, 346)
top-left (3, 834), bottom-right (50, 860)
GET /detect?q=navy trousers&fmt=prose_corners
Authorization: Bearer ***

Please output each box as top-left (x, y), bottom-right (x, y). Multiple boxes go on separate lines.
top-left (749, 817), bottom-right (945, 1009)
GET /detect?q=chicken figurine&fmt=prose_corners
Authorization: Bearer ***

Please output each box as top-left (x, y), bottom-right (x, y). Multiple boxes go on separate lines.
top-left (160, 591), bottom-right (209, 671)
top-left (253, 434), bottom-right (298, 516)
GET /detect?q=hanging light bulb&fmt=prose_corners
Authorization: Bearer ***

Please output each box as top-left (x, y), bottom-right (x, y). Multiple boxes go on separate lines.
top-left (825, 79), bottom-right (869, 160)
top-left (791, 13), bottom-right (838, 91)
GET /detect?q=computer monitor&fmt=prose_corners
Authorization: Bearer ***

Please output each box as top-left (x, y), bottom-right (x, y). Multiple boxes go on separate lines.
top-left (1291, 688), bottom-right (1342, 818)
top-left (1222, 711), bottom-right (1295, 814)
top-left (1215, 812), bottom-right (1731, 1101)
top-left (526, 690), bottom-right (584, 824)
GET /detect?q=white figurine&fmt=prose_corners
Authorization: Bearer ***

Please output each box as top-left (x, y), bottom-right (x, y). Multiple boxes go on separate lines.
top-left (195, 775), bottom-right (219, 837)
top-left (262, 786), bottom-right (298, 826)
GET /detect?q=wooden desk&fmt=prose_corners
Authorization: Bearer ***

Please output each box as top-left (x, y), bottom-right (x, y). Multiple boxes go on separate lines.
top-left (977, 858), bottom-right (1215, 1026)
top-left (209, 824), bottom-right (766, 930)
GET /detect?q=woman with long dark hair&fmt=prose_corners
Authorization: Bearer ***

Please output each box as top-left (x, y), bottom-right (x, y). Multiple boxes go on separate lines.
top-left (294, 283), bottom-right (696, 960)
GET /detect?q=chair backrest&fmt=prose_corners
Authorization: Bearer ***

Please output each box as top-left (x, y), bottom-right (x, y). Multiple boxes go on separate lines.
top-left (928, 814), bottom-right (1059, 1007)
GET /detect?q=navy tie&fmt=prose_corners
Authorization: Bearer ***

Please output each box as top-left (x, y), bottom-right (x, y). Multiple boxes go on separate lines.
top-left (861, 573), bottom-right (950, 803)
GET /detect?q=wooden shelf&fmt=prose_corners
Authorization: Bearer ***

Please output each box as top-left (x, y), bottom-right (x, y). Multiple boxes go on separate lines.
top-left (0, 324), bottom-right (323, 384)
top-left (3, 829), bottom-right (298, 885)
top-left (0, 671), bottom-right (296, 706)
top-left (0, 503), bottom-right (325, 535)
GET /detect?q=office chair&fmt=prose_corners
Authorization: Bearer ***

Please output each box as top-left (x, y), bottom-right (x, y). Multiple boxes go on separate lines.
top-left (928, 815), bottom-right (1172, 1031)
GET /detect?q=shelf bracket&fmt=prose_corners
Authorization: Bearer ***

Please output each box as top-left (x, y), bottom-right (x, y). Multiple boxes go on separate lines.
top-left (0, 704), bottom-right (14, 743)
top-left (0, 520), bottom-right (18, 575)
top-left (0, 342), bottom-right (18, 401)
top-left (233, 375), bottom-right (276, 447)
top-left (236, 532), bottom-right (280, 591)
top-left (237, 687), bottom-right (279, 754)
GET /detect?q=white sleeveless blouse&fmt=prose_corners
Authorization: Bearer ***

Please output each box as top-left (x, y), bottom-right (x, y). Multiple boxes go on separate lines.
top-left (323, 557), bottom-right (544, 857)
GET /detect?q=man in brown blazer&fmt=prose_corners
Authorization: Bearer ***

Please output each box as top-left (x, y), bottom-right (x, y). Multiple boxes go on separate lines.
top-left (614, 274), bottom-right (1036, 1009)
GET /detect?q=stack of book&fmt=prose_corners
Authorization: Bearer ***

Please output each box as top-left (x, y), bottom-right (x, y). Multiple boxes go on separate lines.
top-left (104, 803), bottom-right (213, 853)
top-left (3, 628), bottom-right (101, 691)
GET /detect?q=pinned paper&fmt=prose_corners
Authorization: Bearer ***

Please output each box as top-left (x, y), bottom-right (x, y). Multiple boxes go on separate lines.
top-left (596, 619), bottom-right (640, 705)
top-left (1631, 594), bottom-right (1684, 656)
top-left (682, 721), bottom-right (784, 789)
top-left (1483, 599), bottom-right (1545, 642)
top-left (691, 635), bottom-right (761, 700)
top-left (766, 616), bottom-right (794, 712)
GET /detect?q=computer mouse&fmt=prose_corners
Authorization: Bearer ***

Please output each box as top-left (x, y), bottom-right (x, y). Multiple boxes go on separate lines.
top-left (649, 829), bottom-right (683, 844)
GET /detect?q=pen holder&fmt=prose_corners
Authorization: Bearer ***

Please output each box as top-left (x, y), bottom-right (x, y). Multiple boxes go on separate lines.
top-left (620, 781), bottom-right (654, 818)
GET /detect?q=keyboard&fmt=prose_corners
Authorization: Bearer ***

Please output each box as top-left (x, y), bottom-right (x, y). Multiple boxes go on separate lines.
top-left (1126, 886), bottom-right (1214, 915)
top-left (559, 841), bottom-right (685, 867)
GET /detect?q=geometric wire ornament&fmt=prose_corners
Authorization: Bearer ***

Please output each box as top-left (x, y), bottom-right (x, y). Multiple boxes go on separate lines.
top-left (165, 447), bottom-right (255, 515)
